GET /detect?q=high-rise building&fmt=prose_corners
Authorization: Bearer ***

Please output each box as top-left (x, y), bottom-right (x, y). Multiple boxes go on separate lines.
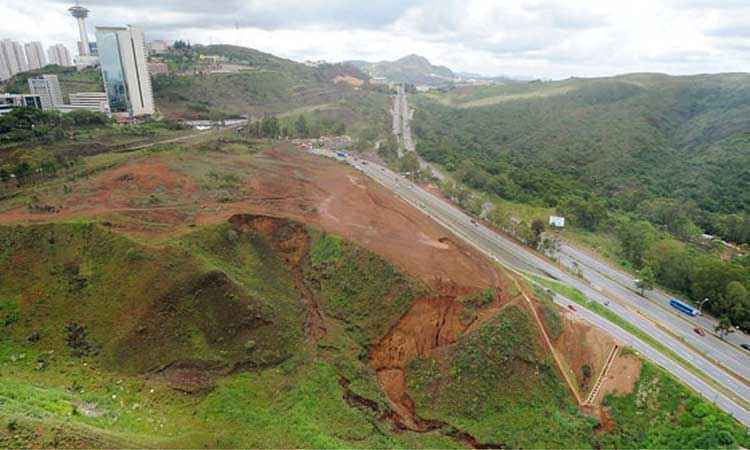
top-left (95, 26), bottom-right (154, 116)
top-left (47, 44), bottom-right (73, 67)
top-left (0, 49), bottom-right (11, 81)
top-left (69, 4), bottom-right (91, 57)
top-left (0, 39), bottom-right (29, 76)
top-left (24, 42), bottom-right (46, 70)
top-left (28, 74), bottom-right (64, 110)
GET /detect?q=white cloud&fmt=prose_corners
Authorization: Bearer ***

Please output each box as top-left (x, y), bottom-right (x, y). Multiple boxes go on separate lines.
top-left (0, 0), bottom-right (747, 79)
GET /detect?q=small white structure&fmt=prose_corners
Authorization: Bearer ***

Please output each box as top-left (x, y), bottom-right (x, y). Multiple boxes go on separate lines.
top-left (549, 216), bottom-right (565, 228)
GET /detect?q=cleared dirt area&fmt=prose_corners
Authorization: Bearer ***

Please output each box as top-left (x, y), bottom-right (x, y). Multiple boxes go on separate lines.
top-left (553, 313), bottom-right (619, 401)
top-left (599, 353), bottom-right (641, 398)
top-left (0, 143), bottom-right (501, 292)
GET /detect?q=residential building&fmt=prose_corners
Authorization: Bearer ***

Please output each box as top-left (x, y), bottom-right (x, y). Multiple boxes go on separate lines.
top-left (24, 41), bottom-right (46, 70)
top-left (147, 62), bottom-right (168, 75)
top-left (69, 92), bottom-right (109, 113)
top-left (0, 49), bottom-right (11, 81)
top-left (28, 75), bottom-right (64, 110)
top-left (0, 93), bottom-right (43, 116)
top-left (0, 39), bottom-right (28, 77)
top-left (48, 44), bottom-right (73, 67)
top-left (96, 25), bottom-right (154, 116)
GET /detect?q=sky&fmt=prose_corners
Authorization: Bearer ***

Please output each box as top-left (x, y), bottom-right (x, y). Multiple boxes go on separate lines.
top-left (1, 0), bottom-right (748, 79)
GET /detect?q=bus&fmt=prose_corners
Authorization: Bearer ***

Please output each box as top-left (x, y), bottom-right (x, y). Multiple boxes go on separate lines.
top-left (670, 299), bottom-right (700, 317)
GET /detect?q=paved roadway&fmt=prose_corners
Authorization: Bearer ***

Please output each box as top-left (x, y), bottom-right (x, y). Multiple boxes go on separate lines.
top-left (393, 85), bottom-right (446, 181)
top-left (556, 243), bottom-right (750, 381)
top-left (315, 148), bottom-right (750, 427)
top-left (558, 242), bottom-right (750, 349)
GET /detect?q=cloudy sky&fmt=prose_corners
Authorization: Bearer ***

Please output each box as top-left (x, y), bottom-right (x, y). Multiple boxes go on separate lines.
top-left (1, 0), bottom-right (748, 79)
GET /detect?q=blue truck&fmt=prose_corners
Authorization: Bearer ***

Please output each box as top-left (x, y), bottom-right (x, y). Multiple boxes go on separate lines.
top-left (670, 299), bottom-right (700, 317)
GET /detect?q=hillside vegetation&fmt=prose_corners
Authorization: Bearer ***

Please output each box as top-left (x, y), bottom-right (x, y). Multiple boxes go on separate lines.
top-left (153, 45), bottom-right (374, 119)
top-left (412, 73), bottom-right (750, 328)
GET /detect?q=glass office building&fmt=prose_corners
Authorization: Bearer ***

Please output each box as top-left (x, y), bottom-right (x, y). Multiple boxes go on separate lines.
top-left (95, 26), bottom-right (154, 116)
top-left (96, 29), bottom-right (129, 113)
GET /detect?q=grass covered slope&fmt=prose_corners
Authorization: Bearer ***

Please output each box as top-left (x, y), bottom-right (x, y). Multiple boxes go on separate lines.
top-left (0, 217), bottom-right (448, 448)
top-left (406, 305), bottom-right (597, 448)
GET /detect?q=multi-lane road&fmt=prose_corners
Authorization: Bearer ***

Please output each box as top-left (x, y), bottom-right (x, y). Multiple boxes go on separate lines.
top-left (558, 242), bottom-right (750, 352)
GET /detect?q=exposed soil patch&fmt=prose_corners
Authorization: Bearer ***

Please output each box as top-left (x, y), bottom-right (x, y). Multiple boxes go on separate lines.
top-left (552, 314), bottom-right (618, 398)
top-left (369, 281), bottom-right (513, 434)
top-left (598, 353), bottom-right (641, 399)
top-left (152, 360), bottom-right (227, 394)
top-left (0, 144), bottom-right (504, 292)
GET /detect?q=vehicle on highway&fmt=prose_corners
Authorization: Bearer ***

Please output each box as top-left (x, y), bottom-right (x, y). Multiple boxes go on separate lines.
top-left (694, 327), bottom-right (706, 337)
top-left (740, 343), bottom-right (750, 351)
top-left (670, 299), bottom-right (700, 317)
top-left (567, 304), bottom-right (577, 312)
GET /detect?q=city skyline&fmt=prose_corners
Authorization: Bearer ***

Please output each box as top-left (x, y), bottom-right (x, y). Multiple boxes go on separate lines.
top-left (0, 0), bottom-right (749, 80)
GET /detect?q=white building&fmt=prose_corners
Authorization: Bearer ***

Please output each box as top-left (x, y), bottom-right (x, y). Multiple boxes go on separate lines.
top-left (28, 75), bottom-right (64, 111)
top-left (96, 25), bottom-right (154, 116)
top-left (0, 39), bottom-right (28, 78)
top-left (0, 93), bottom-right (44, 116)
top-left (69, 92), bottom-right (109, 113)
top-left (24, 42), bottom-right (46, 70)
top-left (47, 44), bottom-right (73, 67)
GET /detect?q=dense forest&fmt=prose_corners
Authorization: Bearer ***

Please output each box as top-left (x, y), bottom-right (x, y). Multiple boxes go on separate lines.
top-left (413, 73), bottom-right (750, 330)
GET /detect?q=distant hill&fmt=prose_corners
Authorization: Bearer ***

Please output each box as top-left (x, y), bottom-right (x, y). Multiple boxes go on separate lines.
top-left (346, 54), bottom-right (455, 86)
top-left (152, 44), bottom-right (372, 118)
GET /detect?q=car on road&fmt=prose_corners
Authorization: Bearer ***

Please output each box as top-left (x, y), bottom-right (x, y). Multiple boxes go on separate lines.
top-left (693, 327), bottom-right (706, 337)
top-left (740, 343), bottom-right (750, 351)
top-left (567, 304), bottom-right (577, 312)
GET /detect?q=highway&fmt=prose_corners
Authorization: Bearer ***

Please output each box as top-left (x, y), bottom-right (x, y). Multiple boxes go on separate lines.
top-left (393, 85), bottom-right (446, 181)
top-left (556, 243), bottom-right (750, 382)
top-left (558, 242), bottom-right (750, 350)
top-left (340, 154), bottom-right (750, 427)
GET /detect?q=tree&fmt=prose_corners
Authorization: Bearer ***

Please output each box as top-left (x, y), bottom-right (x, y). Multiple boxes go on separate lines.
top-left (531, 218), bottom-right (546, 249)
top-left (714, 316), bottom-right (735, 339)
top-left (294, 115), bottom-right (309, 138)
top-left (617, 219), bottom-right (657, 268)
top-left (260, 115), bottom-right (279, 138)
top-left (488, 205), bottom-right (511, 230)
top-left (400, 152), bottom-right (420, 178)
top-left (636, 265), bottom-right (656, 296)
